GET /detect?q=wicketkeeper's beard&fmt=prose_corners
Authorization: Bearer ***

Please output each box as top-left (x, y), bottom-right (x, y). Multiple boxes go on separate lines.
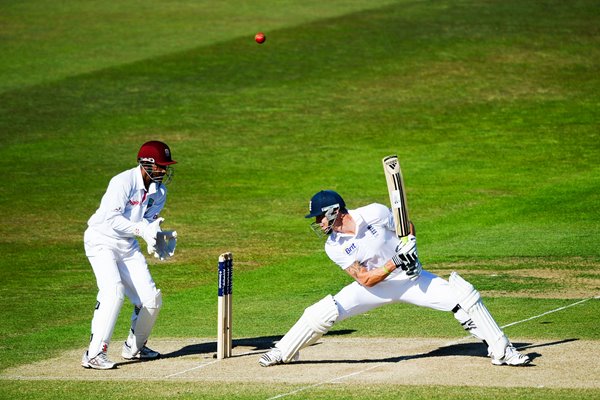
top-left (152, 168), bottom-right (174, 185)
top-left (141, 163), bottom-right (174, 185)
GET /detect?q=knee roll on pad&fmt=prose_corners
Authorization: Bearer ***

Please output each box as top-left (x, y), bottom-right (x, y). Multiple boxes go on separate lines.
top-left (449, 272), bottom-right (481, 311)
top-left (95, 283), bottom-right (125, 332)
top-left (99, 282), bottom-right (125, 304)
top-left (304, 294), bottom-right (339, 333)
top-left (128, 290), bottom-right (162, 354)
top-left (144, 290), bottom-right (162, 310)
top-left (449, 272), bottom-right (509, 359)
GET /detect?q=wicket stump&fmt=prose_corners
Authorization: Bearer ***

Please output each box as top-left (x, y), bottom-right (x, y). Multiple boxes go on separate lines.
top-left (217, 252), bottom-right (233, 359)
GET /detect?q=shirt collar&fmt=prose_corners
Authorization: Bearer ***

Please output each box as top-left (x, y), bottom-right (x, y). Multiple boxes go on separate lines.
top-left (348, 209), bottom-right (365, 230)
top-left (147, 181), bottom-right (159, 195)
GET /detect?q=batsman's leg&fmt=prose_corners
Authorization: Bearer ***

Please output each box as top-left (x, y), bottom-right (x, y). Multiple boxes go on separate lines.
top-left (449, 272), bottom-right (530, 366)
top-left (259, 295), bottom-right (339, 367)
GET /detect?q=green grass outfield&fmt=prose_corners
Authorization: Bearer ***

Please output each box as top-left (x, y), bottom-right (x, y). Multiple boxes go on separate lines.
top-left (1, 0), bottom-right (599, 398)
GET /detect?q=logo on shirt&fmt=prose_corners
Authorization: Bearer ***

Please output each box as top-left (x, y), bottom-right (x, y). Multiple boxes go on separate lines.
top-left (367, 225), bottom-right (378, 236)
top-left (148, 198), bottom-right (154, 207)
top-left (345, 243), bottom-right (357, 255)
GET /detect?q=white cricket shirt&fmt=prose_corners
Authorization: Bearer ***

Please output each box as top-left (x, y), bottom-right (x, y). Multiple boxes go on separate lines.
top-left (325, 203), bottom-right (402, 272)
top-left (84, 166), bottom-right (166, 251)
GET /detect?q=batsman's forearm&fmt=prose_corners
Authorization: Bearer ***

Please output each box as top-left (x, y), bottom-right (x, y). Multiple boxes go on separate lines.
top-left (358, 265), bottom-right (395, 287)
top-left (384, 259), bottom-right (399, 273)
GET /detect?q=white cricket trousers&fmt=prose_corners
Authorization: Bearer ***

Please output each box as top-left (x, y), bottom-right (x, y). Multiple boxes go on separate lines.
top-left (85, 244), bottom-right (159, 357)
top-left (334, 270), bottom-right (460, 322)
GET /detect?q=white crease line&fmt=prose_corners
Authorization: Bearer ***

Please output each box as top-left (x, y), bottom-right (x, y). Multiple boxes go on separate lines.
top-left (233, 349), bottom-right (265, 357)
top-left (267, 364), bottom-right (384, 400)
top-left (266, 295), bottom-right (599, 400)
top-left (164, 359), bottom-right (220, 378)
top-left (164, 349), bottom-right (264, 379)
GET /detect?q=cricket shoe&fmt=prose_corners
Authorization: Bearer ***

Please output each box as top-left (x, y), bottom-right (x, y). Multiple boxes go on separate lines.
top-left (258, 348), bottom-right (299, 367)
top-left (121, 341), bottom-right (160, 360)
top-left (81, 351), bottom-right (116, 370)
top-left (491, 345), bottom-right (531, 366)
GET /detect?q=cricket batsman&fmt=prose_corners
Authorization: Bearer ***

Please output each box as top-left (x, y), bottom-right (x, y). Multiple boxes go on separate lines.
top-left (81, 141), bottom-right (178, 369)
top-left (259, 190), bottom-right (530, 367)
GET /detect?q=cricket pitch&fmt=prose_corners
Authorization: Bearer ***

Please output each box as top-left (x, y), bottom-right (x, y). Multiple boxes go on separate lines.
top-left (2, 336), bottom-right (598, 389)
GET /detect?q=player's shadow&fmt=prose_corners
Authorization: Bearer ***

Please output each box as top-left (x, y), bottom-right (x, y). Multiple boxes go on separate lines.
top-left (295, 338), bottom-right (578, 365)
top-left (160, 336), bottom-right (279, 358)
top-left (160, 329), bottom-right (357, 359)
top-left (159, 333), bottom-right (573, 364)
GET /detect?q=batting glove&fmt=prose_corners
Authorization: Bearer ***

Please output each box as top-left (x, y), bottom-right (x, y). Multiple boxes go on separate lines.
top-left (391, 234), bottom-right (421, 278)
top-left (405, 259), bottom-right (422, 279)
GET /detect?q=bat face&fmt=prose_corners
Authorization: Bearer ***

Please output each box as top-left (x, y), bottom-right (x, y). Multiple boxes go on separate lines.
top-left (382, 155), bottom-right (411, 238)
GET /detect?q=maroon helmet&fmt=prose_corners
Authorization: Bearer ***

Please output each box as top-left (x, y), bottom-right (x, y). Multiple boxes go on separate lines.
top-left (137, 141), bottom-right (176, 184)
top-left (137, 141), bottom-right (177, 166)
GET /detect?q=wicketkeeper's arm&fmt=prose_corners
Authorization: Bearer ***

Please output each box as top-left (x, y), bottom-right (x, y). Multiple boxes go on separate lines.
top-left (133, 217), bottom-right (164, 255)
top-left (153, 230), bottom-right (178, 260)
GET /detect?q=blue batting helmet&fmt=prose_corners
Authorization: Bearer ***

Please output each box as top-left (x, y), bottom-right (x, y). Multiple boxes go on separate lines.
top-left (305, 190), bottom-right (346, 218)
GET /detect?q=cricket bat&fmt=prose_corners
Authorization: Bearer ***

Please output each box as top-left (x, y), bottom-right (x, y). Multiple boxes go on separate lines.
top-left (382, 155), bottom-right (411, 238)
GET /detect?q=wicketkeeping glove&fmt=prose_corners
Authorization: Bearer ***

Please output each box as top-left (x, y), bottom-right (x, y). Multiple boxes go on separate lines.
top-left (154, 230), bottom-right (177, 260)
top-left (391, 234), bottom-right (421, 279)
top-left (134, 217), bottom-right (164, 255)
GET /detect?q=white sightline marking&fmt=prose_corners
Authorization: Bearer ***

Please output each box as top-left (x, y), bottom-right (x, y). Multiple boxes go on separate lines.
top-left (265, 295), bottom-right (599, 400)
top-left (501, 296), bottom-right (599, 329)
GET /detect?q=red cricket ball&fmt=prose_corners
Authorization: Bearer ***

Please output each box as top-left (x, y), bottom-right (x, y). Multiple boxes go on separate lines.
top-left (255, 32), bottom-right (266, 44)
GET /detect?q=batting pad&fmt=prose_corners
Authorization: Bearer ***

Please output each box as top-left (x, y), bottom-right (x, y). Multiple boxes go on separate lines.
top-left (127, 290), bottom-right (162, 355)
top-left (89, 283), bottom-right (125, 357)
top-left (449, 272), bottom-right (509, 359)
top-left (276, 294), bottom-right (339, 363)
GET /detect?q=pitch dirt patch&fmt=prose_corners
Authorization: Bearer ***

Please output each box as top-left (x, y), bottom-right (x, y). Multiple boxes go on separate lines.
top-left (2, 336), bottom-right (598, 390)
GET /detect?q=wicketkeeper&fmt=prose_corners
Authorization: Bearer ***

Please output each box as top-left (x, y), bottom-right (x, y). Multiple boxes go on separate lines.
top-left (259, 190), bottom-right (530, 367)
top-left (82, 141), bottom-right (178, 369)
